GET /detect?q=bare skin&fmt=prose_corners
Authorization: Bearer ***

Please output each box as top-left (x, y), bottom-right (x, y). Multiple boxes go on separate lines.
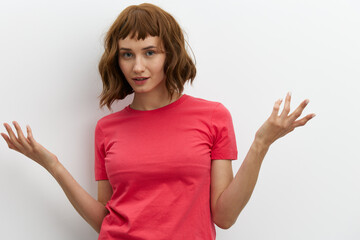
top-left (1, 122), bottom-right (108, 233)
top-left (1, 92), bottom-right (315, 231)
top-left (211, 92), bottom-right (315, 228)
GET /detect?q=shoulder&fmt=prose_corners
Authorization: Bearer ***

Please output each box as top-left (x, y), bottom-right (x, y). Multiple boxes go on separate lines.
top-left (95, 107), bottom-right (128, 128)
top-left (96, 112), bottom-right (116, 125)
top-left (187, 94), bottom-right (220, 106)
top-left (188, 95), bottom-right (231, 116)
top-left (185, 94), bottom-right (224, 112)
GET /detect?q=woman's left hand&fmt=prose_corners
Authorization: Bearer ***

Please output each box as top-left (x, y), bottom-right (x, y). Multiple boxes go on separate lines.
top-left (255, 92), bottom-right (315, 148)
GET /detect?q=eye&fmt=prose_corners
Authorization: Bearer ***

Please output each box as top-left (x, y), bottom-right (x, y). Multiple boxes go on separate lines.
top-left (121, 52), bottom-right (133, 59)
top-left (146, 50), bottom-right (155, 56)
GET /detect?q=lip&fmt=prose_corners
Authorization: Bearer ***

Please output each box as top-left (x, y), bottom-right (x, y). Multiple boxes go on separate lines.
top-left (133, 77), bottom-right (149, 85)
top-left (132, 77), bottom-right (149, 80)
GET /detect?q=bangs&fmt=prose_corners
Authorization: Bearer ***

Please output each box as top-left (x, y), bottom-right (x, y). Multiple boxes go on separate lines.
top-left (118, 8), bottom-right (160, 40)
top-left (98, 3), bottom-right (196, 111)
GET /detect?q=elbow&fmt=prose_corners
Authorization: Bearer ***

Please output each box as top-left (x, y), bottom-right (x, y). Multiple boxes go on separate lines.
top-left (90, 219), bottom-right (103, 234)
top-left (211, 204), bottom-right (239, 229)
top-left (92, 207), bottom-right (109, 234)
top-left (214, 220), bottom-right (234, 230)
top-left (93, 217), bottom-right (106, 233)
top-left (213, 216), bottom-right (236, 230)
top-left (216, 223), bottom-right (232, 230)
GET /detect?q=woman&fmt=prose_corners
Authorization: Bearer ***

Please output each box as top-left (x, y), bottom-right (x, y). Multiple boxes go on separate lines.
top-left (1, 3), bottom-right (315, 240)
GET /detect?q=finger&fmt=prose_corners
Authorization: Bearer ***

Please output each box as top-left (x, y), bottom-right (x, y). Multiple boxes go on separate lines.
top-left (270, 99), bottom-right (283, 119)
top-left (288, 99), bottom-right (309, 122)
top-left (292, 113), bottom-right (316, 128)
top-left (3, 123), bottom-right (23, 150)
top-left (12, 121), bottom-right (31, 151)
top-left (26, 125), bottom-right (37, 147)
top-left (1, 132), bottom-right (18, 150)
top-left (280, 92), bottom-right (291, 118)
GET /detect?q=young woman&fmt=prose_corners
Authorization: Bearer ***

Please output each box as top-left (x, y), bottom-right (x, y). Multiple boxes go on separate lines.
top-left (1, 3), bottom-right (315, 240)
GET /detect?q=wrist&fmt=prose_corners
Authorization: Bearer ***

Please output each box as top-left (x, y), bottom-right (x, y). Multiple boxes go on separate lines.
top-left (252, 137), bottom-right (271, 152)
top-left (45, 156), bottom-right (61, 177)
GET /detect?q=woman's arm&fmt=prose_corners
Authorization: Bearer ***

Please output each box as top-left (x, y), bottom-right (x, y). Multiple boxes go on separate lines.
top-left (1, 121), bottom-right (108, 233)
top-left (98, 180), bottom-right (113, 206)
top-left (212, 93), bottom-right (315, 228)
top-left (211, 139), bottom-right (268, 229)
top-left (49, 161), bottom-right (109, 233)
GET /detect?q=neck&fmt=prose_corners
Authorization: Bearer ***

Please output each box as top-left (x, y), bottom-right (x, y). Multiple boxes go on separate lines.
top-left (130, 92), bottom-right (182, 111)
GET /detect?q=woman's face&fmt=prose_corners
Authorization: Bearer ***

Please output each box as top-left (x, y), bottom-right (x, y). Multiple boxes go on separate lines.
top-left (118, 35), bottom-right (167, 94)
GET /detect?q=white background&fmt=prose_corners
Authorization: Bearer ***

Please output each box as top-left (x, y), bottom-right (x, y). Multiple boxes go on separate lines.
top-left (1, 0), bottom-right (359, 239)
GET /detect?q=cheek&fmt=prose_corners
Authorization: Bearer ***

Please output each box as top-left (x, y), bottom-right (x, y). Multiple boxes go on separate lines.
top-left (152, 59), bottom-right (166, 75)
top-left (119, 61), bottom-right (129, 74)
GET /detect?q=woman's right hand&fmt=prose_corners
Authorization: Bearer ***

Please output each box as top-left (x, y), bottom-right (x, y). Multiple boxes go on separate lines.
top-left (1, 121), bottom-right (59, 174)
top-left (2, 121), bottom-right (108, 232)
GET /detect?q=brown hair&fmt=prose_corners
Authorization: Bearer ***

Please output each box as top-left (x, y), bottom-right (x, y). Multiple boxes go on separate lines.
top-left (98, 3), bottom-right (196, 111)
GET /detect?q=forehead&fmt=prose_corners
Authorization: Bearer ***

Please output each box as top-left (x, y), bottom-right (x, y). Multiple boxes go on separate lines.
top-left (118, 35), bottom-right (163, 49)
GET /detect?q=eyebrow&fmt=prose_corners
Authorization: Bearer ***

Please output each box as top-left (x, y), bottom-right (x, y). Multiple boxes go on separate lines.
top-left (119, 46), bottom-right (157, 51)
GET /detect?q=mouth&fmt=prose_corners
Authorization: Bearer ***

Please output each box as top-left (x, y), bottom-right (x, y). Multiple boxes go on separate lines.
top-left (132, 77), bottom-right (149, 81)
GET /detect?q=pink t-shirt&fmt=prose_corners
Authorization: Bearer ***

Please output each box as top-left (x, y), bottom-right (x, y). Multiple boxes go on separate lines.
top-left (94, 94), bottom-right (238, 240)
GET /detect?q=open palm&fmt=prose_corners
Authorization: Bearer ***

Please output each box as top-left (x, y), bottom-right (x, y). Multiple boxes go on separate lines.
top-left (255, 92), bottom-right (315, 147)
top-left (1, 121), bottom-right (58, 171)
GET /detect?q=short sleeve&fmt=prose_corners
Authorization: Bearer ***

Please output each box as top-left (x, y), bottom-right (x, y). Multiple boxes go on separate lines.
top-left (210, 103), bottom-right (238, 160)
top-left (94, 122), bottom-right (109, 180)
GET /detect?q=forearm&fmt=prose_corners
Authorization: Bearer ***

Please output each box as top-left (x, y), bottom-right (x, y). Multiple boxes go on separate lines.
top-left (213, 138), bottom-right (269, 228)
top-left (49, 161), bottom-right (108, 233)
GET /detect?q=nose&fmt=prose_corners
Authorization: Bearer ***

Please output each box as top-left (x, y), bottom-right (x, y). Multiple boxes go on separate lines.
top-left (133, 56), bottom-right (145, 73)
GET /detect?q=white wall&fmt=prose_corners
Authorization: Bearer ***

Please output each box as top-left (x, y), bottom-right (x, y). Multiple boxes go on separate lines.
top-left (1, 0), bottom-right (359, 239)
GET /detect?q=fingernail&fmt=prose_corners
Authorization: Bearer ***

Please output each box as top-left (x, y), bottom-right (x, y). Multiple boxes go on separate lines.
top-left (305, 99), bottom-right (309, 104)
top-left (288, 91), bottom-right (292, 96)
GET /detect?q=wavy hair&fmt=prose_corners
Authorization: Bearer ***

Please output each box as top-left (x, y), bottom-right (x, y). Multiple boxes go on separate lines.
top-left (98, 3), bottom-right (196, 111)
